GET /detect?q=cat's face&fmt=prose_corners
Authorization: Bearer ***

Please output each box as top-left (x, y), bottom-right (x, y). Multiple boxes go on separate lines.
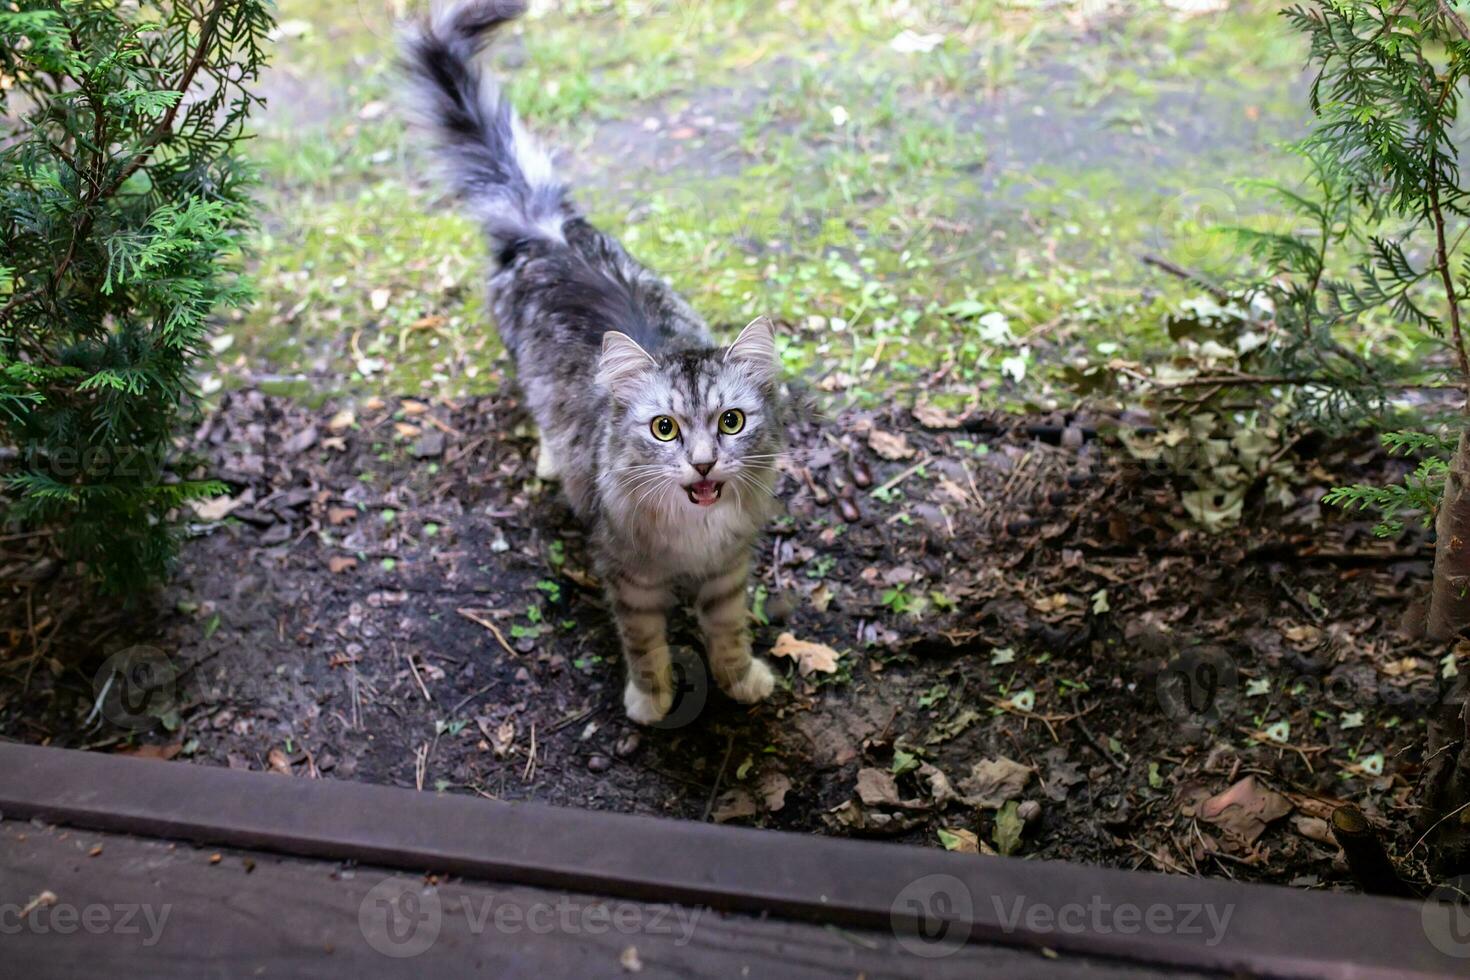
top-left (598, 318), bottom-right (781, 516)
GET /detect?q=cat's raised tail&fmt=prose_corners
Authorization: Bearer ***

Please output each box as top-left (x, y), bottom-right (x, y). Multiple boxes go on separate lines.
top-left (400, 0), bottom-right (569, 259)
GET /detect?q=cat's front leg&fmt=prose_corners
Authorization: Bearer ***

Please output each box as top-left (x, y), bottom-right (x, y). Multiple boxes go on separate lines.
top-left (610, 571), bottom-right (677, 724)
top-left (696, 564), bottom-right (775, 705)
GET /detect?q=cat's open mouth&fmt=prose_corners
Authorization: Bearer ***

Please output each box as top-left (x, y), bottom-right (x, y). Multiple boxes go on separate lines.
top-left (685, 480), bottom-right (723, 506)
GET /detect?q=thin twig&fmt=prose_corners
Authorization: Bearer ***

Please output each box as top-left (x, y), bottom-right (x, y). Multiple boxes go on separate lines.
top-left (1140, 253), bottom-right (1232, 303)
top-left (457, 607), bottom-right (517, 658)
top-left (702, 733), bottom-right (736, 822)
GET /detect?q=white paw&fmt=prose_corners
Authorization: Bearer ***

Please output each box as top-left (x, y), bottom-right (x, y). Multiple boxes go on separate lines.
top-left (624, 680), bottom-right (672, 725)
top-left (722, 657), bottom-right (775, 705)
top-left (535, 440), bottom-right (560, 480)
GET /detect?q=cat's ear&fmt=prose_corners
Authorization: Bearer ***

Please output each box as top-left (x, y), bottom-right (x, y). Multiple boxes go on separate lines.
top-left (597, 330), bottom-right (656, 401)
top-left (724, 316), bottom-right (778, 384)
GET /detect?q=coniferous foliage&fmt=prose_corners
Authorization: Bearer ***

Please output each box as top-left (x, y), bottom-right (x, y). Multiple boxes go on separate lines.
top-left (1208, 2), bottom-right (1470, 638)
top-left (0, 1), bottom-right (273, 589)
top-left (1222, 2), bottom-right (1470, 423)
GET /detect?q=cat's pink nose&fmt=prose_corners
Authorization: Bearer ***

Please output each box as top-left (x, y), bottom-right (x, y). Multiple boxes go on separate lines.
top-left (692, 461), bottom-right (714, 477)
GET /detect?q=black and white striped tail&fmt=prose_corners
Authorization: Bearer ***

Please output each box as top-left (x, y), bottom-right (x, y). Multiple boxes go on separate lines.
top-left (400, 0), bottom-right (569, 261)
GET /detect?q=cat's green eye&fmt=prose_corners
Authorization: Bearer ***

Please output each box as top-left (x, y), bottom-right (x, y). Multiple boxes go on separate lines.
top-left (718, 409), bottom-right (745, 435)
top-left (650, 415), bottom-right (680, 441)
top-left (717, 408), bottom-right (746, 434)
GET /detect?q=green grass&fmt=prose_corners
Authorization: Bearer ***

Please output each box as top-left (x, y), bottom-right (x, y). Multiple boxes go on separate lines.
top-left (227, 0), bottom-right (1309, 406)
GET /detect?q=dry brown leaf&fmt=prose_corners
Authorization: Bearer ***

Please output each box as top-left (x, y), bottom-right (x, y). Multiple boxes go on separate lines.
top-left (494, 720), bottom-right (515, 758)
top-left (1380, 656), bottom-right (1425, 677)
top-left (328, 555), bottom-right (358, 574)
top-left (326, 409), bottom-right (355, 432)
top-left (758, 772), bottom-right (792, 812)
top-left (191, 494), bottom-right (239, 522)
top-left (809, 582), bottom-right (834, 613)
top-left (856, 767), bottom-right (901, 806)
top-left (1199, 776), bottom-right (1292, 844)
top-left (868, 427), bottom-right (916, 460)
top-left (267, 748), bottom-right (293, 775)
top-left (116, 743), bottom-right (182, 761)
top-left (940, 828), bottom-right (980, 853)
top-left (712, 788), bottom-right (758, 823)
top-left (959, 757), bottom-right (1031, 809)
top-left (771, 632), bottom-right (841, 675)
top-left (1293, 815), bottom-right (1333, 845)
top-left (327, 506), bottom-right (357, 526)
top-left (918, 762), bottom-right (960, 807)
top-left (913, 403), bottom-right (962, 429)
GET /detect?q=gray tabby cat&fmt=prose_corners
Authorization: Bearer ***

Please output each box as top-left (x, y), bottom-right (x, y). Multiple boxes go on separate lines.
top-left (403, 0), bottom-right (782, 724)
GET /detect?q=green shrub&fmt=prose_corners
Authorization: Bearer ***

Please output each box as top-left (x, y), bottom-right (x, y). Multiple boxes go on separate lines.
top-left (0, 1), bottom-right (273, 590)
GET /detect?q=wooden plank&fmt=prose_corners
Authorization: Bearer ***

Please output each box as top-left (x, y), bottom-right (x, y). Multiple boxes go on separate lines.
top-left (0, 741), bottom-right (1459, 978)
top-left (1, 821), bottom-right (1206, 979)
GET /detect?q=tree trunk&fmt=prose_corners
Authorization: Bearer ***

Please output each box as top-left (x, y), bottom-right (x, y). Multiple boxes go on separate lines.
top-left (1429, 430), bottom-right (1470, 640)
top-left (1423, 431), bottom-right (1470, 875)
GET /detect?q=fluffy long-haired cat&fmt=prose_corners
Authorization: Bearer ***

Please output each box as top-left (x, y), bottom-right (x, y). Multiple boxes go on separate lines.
top-left (402, 0), bottom-right (783, 724)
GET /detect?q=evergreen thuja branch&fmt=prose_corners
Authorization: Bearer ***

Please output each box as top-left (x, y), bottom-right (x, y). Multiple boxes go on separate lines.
top-left (0, 0), bottom-right (229, 331)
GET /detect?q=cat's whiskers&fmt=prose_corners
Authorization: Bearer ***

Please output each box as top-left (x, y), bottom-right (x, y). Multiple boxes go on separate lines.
top-left (630, 475), bottom-right (673, 513)
top-left (622, 476), bottom-right (669, 509)
top-left (729, 467), bottom-right (774, 499)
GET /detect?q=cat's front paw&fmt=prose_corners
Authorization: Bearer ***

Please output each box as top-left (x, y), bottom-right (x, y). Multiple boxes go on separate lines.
top-left (721, 657), bottom-right (775, 705)
top-left (624, 679), bottom-right (672, 725)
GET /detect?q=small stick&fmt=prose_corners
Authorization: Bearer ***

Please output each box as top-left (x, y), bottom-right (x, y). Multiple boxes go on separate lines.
top-left (1330, 804), bottom-right (1417, 898)
top-left (1071, 698), bottom-right (1126, 771)
top-left (404, 648), bottom-right (432, 703)
top-left (871, 457), bottom-right (929, 497)
top-left (1140, 253), bottom-right (1232, 303)
top-left (702, 733), bottom-right (736, 822)
top-left (522, 723), bottom-right (537, 782)
top-left (457, 607), bottom-right (517, 658)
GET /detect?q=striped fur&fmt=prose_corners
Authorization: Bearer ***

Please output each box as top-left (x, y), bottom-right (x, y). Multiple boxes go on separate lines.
top-left (403, 1), bottom-right (785, 724)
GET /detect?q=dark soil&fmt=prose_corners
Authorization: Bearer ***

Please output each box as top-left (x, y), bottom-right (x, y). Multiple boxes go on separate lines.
top-left (0, 386), bottom-right (1452, 890)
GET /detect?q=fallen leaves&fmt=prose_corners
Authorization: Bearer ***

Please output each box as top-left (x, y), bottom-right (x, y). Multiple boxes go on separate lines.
top-left (867, 427), bottom-right (916, 460)
top-left (958, 757), bottom-right (1032, 809)
top-left (758, 771), bottom-right (792, 812)
top-left (711, 788), bottom-right (758, 824)
top-left (912, 403), bottom-right (962, 429)
top-left (938, 828), bottom-right (980, 853)
top-left (116, 743), bottom-right (182, 761)
top-left (993, 801), bottom-right (1025, 856)
top-left (856, 767), bottom-right (901, 807)
top-left (1197, 776), bottom-right (1292, 845)
top-left (770, 632), bottom-right (841, 675)
top-left (191, 494), bottom-right (240, 522)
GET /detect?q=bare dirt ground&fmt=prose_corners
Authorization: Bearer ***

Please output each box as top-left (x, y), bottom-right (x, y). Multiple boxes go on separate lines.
top-left (0, 386), bottom-right (1448, 889)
